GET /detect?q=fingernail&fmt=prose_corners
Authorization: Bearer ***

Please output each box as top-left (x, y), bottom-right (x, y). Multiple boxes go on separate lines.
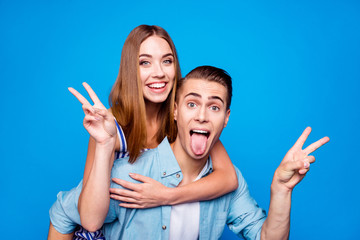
top-left (129, 173), bottom-right (134, 176)
top-left (304, 161), bottom-right (310, 168)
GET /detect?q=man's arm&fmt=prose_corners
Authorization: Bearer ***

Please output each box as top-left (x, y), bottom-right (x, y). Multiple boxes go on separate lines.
top-left (48, 223), bottom-right (73, 240)
top-left (261, 127), bottom-right (329, 240)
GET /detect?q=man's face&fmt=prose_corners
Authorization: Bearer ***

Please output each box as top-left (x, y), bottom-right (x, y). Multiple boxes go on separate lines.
top-left (174, 78), bottom-right (230, 161)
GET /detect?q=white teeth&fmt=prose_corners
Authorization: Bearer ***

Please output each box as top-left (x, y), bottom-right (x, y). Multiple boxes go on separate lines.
top-left (193, 130), bottom-right (208, 134)
top-left (148, 83), bottom-right (165, 89)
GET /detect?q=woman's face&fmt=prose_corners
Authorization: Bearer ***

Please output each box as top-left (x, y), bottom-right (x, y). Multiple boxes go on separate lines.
top-left (139, 36), bottom-right (176, 104)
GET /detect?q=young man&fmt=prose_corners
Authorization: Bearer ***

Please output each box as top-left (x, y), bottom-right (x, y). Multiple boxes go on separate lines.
top-left (50, 66), bottom-right (329, 239)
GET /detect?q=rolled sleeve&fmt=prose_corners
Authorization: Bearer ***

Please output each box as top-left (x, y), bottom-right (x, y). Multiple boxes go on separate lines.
top-left (227, 169), bottom-right (267, 240)
top-left (49, 181), bottom-right (83, 234)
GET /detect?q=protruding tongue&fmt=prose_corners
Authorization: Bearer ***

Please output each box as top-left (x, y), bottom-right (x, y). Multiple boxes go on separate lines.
top-left (190, 133), bottom-right (208, 155)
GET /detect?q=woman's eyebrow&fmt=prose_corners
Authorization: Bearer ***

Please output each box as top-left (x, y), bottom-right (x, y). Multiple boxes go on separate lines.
top-left (139, 53), bottom-right (173, 58)
top-left (162, 53), bottom-right (174, 58)
top-left (139, 54), bottom-right (152, 58)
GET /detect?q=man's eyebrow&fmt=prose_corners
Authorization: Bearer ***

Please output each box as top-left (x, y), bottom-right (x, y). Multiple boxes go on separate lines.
top-left (209, 96), bottom-right (225, 105)
top-left (184, 92), bottom-right (201, 99)
top-left (184, 93), bottom-right (225, 104)
top-left (139, 53), bottom-right (173, 58)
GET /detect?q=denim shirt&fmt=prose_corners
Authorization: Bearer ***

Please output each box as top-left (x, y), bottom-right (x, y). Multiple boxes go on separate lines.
top-left (50, 138), bottom-right (266, 240)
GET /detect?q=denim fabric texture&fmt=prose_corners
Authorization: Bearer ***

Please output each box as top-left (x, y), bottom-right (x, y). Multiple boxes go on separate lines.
top-left (50, 138), bottom-right (266, 240)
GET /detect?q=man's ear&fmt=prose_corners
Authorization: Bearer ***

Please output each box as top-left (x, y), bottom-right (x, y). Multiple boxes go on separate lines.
top-left (224, 109), bottom-right (230, 128)
top-left (174, 102), bottom-right (178, 121)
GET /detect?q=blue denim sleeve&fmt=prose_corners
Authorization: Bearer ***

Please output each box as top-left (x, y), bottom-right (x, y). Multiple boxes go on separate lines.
top-left (227, 168), bottom-right (267, 240)
top-left (49, 180), bottom-right (83, 234)
top-left (49, 180), bottom-right (118, 234)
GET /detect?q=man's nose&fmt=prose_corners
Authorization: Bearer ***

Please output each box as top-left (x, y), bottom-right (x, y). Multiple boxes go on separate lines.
top-left (195, 106), bottom-right (208, 122)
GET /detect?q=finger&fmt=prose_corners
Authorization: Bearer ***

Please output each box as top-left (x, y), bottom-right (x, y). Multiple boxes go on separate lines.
top-left (110, 194), bottom-right (137, 203)
top-left (283, 160), bottom-right (309, 172)
top-left (119, 203), bottom-right (144, 209)
top-left (128, 173), bottom-right (154, 183)
top-left (84, 115), bottom-right (101, 124)
top-left (298, 156), bottom-right (315, 174)
top-left (303, 136), bottom-right (330, 155)
top-left (109, 188), bottom-right (138, 199)
top-left (304, 155), bottom-right (315, 164)
top-left (293, 150), bottom-right (307, 162)
top-left (298, 167), bottom-right (310, 175)
top-left (293, 127), bottom-right (312, 149)
top-left (82, 82), bottom-right (104, 107)
top-left (82, 104), bottom-right (96, 115)
top-left (112, 178), bottom-right (140, 191)
top-left (68, 87), bottom-right (91, 105)
top-left (94, 108), bottom-right (111, 120)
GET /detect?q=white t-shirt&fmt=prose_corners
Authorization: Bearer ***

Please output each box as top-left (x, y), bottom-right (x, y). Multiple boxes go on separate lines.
top-left (169, 160), bottom-right (209, 240)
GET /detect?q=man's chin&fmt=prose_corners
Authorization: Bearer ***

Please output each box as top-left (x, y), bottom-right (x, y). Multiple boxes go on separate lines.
top-left (190, 148), bottom-right (210, 161)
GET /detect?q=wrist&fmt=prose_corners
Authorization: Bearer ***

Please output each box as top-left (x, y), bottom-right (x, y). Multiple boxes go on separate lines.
top-left (164, 187), bottom-right (177, 205)
top-left (270, 182), bottom-right (292, 197)
top-left (95, 137), bottom-right (116, 149)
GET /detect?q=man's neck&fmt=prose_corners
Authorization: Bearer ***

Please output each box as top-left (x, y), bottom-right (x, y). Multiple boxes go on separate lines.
top-left (170, 139), bottom-right (209, 186)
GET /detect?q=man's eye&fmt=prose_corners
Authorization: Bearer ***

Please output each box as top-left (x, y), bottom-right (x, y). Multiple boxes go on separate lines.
top-left (187, 102), bottom-right (196, 108)
top-left (210, 106), bottom-right (220, 111)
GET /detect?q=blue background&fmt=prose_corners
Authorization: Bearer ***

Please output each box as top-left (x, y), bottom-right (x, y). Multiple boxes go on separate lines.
top-left (1, 0), bottom-right (359, 239)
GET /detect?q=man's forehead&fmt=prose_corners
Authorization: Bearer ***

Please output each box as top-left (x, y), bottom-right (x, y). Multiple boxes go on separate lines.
top-left (178, 78), bottom-right (227, 99)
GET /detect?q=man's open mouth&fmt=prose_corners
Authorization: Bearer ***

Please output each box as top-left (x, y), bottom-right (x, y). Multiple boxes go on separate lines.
top-left (190, 129), bottom-right (210, 156)
top-left (190, 130), bottom-right (210, 138)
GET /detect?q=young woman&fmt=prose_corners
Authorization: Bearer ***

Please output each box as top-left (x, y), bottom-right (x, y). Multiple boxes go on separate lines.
top-left (48, 25), bottom-right (238, 239)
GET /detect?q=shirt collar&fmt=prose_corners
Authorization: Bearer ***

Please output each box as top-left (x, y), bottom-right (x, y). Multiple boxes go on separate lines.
top-left (157, 137), bottom-right (214, 179)
top-left (200, 157), bottom-right (213, 178)
top-left (157, 137), bottom-right (182, 178)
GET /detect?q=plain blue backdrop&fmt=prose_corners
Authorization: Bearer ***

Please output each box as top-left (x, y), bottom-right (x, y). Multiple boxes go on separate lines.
top-left (1, 0), bottom-right (359, 239)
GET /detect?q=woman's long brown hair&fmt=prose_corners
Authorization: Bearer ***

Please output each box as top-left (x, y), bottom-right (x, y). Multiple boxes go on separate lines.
top-left (109, 25), bottom-right (181, 163)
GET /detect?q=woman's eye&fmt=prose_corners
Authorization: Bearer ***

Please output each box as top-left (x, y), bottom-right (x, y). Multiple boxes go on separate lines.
top-left (163, 59), bottom-right (173, 64)
top-left (139, 61), bottom-right (150, 66)
top-left (187, 102), bottom-right (196, 108)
